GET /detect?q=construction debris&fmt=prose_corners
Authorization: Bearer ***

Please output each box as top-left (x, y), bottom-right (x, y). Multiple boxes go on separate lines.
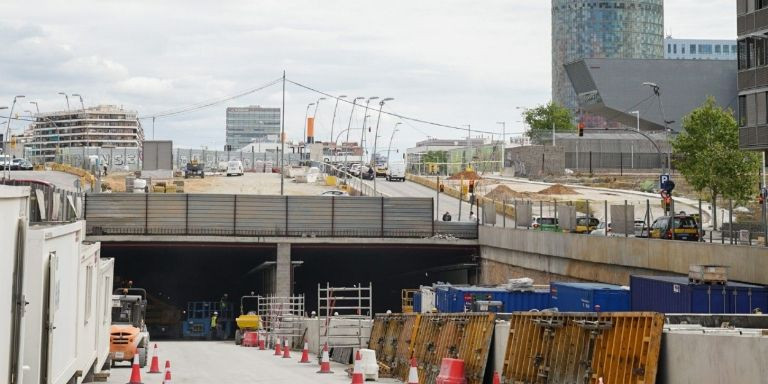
top-left (482, 185), bottom-right (531, 200)
top-left (447, 170), bottom-right (482, 180)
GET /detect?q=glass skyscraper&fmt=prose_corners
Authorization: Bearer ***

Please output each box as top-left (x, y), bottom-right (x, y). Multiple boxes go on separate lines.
top-left (225, 106), bottom-right (281, 150)
top-left (552, 1), bottom-right (664, 114)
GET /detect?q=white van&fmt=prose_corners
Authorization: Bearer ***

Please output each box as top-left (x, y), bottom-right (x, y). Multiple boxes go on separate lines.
top-left (386, 162), bottom-right (406, 182)
top-left (226, 160), bottom-right (244, 176)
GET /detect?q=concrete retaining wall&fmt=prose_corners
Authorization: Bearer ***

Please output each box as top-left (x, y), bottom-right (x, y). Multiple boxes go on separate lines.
top-left (479, 226), bottom-right (768, 286)
top-left (658, 332), bottom-right (768, 383)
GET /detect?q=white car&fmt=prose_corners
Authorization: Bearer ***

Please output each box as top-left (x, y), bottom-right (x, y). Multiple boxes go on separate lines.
top-left (321, 190), bottom-right (349, 197)
top-left (226, 160), bottom-right (244, 176)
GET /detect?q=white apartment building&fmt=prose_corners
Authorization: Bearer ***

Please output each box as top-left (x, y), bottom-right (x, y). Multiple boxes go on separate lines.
top-left (665, 37), bottom-right (737, 60)
top-left (28, 105), bottom-right (143, 162)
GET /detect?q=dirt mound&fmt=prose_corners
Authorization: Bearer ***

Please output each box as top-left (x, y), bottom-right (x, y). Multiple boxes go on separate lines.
top-left (448, 171), bottom-right (482, 180)
top-left (483, 185), bottom-right (531, 200)
top-left (538, 183), bottom-right (579, 195)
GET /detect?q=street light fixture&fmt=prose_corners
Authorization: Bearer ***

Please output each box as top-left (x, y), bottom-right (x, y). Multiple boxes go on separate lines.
top-left (642, 82), bottom-right (671, 173)
top-left (372, 97), bottom-right (394, 194)
top-left (58, 92), bottom-right (70, 111)
top-left (329, 95), bottom-right (347, 144)
top-left (71, 93), bottom-right (85, 111)
top-left (343, 97), bottom-right (365, 173)
top-left (358, 97), bottom-right (379, 186)
top-left (386, 122), bottom-right (402, 167)
top-left (29, 101), bottom-right (40, 114)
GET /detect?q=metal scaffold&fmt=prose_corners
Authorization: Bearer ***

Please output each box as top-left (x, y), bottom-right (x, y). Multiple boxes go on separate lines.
top-left (258, 295), bottom-right (305, 348)
top-left (317, 282), bottom-right (373, 355)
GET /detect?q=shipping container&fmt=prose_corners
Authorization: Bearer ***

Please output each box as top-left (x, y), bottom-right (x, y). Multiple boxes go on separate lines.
top-left (550, 282), bottom-right (630, 312)
top-left (412, 291), bottom-right (422, 313)
top-left (22, 221), bottom-right (112, 384)
top-left (418, 286), bottom-right (435, 313)
top-left (436, 287), bottom-right (551, 313)
top-left (502, 290), bottom-right (551, 312)
top-left (0, 186), bottom-right (30, 384)
top-left (630, 275), bottom-right (768, 314)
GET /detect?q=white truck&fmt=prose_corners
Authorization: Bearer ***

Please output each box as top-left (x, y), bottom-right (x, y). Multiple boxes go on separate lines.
top-left (226, 160), bottom-right (244, 176)
top-left (386, 162), bottom-right (406, 182)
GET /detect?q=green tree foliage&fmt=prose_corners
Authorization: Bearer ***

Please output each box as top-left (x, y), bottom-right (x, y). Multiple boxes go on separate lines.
top-left (522, 102), bottom-right (576, 141)
top-left (672, 96), bottom-right (761, 205)
top-left (422, 150), bottom-right (447, 164)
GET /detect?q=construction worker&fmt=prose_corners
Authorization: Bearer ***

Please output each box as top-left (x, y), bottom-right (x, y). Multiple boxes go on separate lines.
top-left (469, 211), bottom-right (476, 221)
top-left (210, 311), bottom-right (218, 339)
top-left (442, 211), bottom-right (452, 222)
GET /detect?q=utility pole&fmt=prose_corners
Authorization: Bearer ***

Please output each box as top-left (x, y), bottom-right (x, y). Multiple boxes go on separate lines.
top-left (280, 71), bottom-right (286, 196)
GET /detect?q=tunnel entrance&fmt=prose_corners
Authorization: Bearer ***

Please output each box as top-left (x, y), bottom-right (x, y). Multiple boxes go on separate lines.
top-left (102, 241), bottom-right (477, 339)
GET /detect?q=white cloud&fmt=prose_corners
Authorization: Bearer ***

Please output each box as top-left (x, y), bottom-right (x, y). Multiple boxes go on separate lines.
top-left (0, 0), bottom-right (737, 152)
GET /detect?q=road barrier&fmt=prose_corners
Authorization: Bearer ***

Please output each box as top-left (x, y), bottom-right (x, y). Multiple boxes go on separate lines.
top-left (84, 193), bottom-right (478, 239)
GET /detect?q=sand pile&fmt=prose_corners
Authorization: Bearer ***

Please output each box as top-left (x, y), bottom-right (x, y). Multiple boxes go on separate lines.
top-left (483, 185), bottom-right (531, 200)
top-left (447, 170), bottom-right (482, 180)
top-left (537, 183), bottom-right (579, 195)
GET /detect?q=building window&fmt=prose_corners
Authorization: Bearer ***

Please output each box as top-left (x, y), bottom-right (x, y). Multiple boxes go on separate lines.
top-left (673, 44), bottom-right (677, 54)
top-left (739, 40), bottom-right (748, 69)
top-left (715, 45), bottom-right (721, 54)
top-left (667, 44), bottom-right (671, 54)
top-left (681, 46), bottom-right (685, 54)
top-left (724, 45), bottom-right (729, 54)
top-left (739, 95), bottom-right (747, 127)
top-left (690, 45), bottom-right (697, 54)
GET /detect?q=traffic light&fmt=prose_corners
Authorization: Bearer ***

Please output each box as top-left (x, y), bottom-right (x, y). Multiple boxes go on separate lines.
top-left (578, 122), bottom-right (585, 137)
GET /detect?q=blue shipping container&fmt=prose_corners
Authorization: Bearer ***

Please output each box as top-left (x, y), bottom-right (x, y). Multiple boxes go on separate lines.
top-left (413, 291), bottom-right (422, 313)
top-left (435, 287), bottom-right (552, 313)
top-left (630, 275), bottom-right (768, 314)
top-left (503, 290), bottom-right (551, 312)
top-left (434, 286), bottom-right (452, 313)
top-left (550, 282), bottom-right (630, 312)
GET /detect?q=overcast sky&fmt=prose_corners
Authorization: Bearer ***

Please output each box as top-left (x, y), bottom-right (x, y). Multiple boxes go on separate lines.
top-left (0, 0), bottom-right (736, 153)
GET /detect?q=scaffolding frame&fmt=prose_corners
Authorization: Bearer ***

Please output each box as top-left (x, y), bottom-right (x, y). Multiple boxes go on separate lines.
top-left (317, 282), bottom-right (373, 352)
top-left (257, 295), bottom-right (305, 348)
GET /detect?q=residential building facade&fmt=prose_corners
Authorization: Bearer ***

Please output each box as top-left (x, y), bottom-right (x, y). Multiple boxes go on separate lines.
top-left (29, 105), bottom-right (143, 162)
top-left (736, 0), bottom-right (768, 150)
top-left (665, 37), bottom-right (737, 60)
top-left (225, 106), bottom-right (281, 150)
top-left (552, 0), bottom-right (664, 114)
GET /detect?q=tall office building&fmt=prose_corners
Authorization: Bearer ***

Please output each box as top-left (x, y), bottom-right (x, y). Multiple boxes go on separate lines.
top-left (225, 106), bottom-right (281, 150)
top-left (665, 37), bottom-right (737, 60)
top-left (29, 105), bottom-right (143, 162)
top-left (736, 0), bottom-right (768, 151)
top-left (552, 0), bottom-right (664, 115)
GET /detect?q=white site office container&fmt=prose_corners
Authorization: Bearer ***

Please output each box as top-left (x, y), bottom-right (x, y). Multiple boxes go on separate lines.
top-left (419, 286), bottom-right (436, 313)
top-left (0, 185), bottom-right (30, 384)
top-left (94, 257), bottom-right (114, 377)
top-left (23, 221), bottom-right (107, 384)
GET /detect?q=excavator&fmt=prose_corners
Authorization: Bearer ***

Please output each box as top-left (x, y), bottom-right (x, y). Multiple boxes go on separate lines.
top-left (108, 288), bottom-right (151, 367)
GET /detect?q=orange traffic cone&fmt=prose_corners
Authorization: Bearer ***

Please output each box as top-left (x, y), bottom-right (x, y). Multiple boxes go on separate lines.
top-left (126, 349), bottom-right (143, 384)
top-left (282, 337), bottom-right (291, 358)
top-left (407, 357), bottom-right (419, 384)
top-left (351, 350), bottom-right (364, 384)
top-left (258, 338), bottom-right (266, 350)
top-left (298, 341), bottom-right (310, 363)
top-left (162, 366), bottom-right (172, 384)
top-left (147, 344), bottom-right (161, 374)
top-left (164, 360), bottom-right (171, 371)
top-left (492, 371), bottom-right (501, 384)
top-left (274, 336), bottom-right (282, 356)
top-left (316, 343), bottom-right (333, 374)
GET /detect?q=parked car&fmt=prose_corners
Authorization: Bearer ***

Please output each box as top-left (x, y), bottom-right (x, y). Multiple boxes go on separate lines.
top-left (226, 160), bottom-right (244, 176)
top-left (321, 190), bottom-right (350, 197)
top-left (649, 214), bottom-right (700, 241)
top-left (574, 217), bottom-right (600, 234)
top-left (634, 220), bottom-right (650, 237)
top-left (349, 164), bottom-right (362, 177)
top-left (589, 222), bottom-right (613, 236)
top-left (532, 217), bottom-right (560, 232)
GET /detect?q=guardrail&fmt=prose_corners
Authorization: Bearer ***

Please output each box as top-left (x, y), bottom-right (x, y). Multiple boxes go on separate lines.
top-left (84, 193), bottom-right (478, 239)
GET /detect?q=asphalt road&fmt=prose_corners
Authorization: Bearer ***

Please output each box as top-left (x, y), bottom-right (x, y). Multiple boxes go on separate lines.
top-left (103, 341), bottom-right (401, 384)
top-left (4, 170), bottom-right (86, 191)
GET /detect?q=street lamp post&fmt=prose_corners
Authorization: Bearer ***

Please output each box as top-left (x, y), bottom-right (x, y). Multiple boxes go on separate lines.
top-left (496, 121), bottom-right (506, 170)
top-left (58, 92), bottom-right (70, 111)
top-left (302, 102), bottom-right (315, 161)
top-left (343, 97), bottom-right (365, 181)
top-left (462, 124), bottom-right (471, 170)
top-left (372, 98), bottom-right (394, 194)
top-left (642, 82), bottom-right (671, 174)
top-left (72, 93), bottom-right (85, 111)
top-left (386, 122), bottom-right (402, 167)
top-left (358, 97), bottom-right (378, 187)
top-left (4, 96), bottom-right (24, 178)
top-left (329, 95), bottom-right (347, 144)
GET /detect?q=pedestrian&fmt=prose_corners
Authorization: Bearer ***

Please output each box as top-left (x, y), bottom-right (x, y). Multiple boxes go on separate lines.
top-left (103, 165), bottom-right (108, 177)
top-left (442, 211), bottom-right (452, 222)
top-left (469, 211), bottom-right (476, 221)
top-left (210, 311), bottom-right (219, 339)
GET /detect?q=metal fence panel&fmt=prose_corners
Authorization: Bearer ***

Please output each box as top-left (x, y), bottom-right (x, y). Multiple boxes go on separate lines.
top-left (558, 205), bottom-right (577, 231)
top-left (383, 198), bottom-right (433, 237)
top-left (333, 197), bottom-right (383, 237)
top-left (147, 194), bottom-right (186, 234)
top-left (86, 193), bottom-right (146, 234)
top-left (515, 202), bottom-right (533, 227)
top-left (286, 196), bottom-right (333, 236)
top-left (236, 195), bottom-right (287, 236)
top-left (188, 194), bottom-right (235, 234)
top-left (610, 204), bottom-right (635, 235)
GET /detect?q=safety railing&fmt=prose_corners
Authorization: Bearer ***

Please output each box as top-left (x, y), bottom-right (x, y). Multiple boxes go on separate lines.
top-left (1, 178), bottom-right (84, 223)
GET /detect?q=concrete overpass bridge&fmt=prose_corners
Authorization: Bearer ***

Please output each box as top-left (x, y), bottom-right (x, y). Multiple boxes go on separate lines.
top-left (83, 193), bottom-right (767, 312)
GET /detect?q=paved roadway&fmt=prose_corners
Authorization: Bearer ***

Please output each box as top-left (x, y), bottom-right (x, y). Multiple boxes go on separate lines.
top-left (363, 178), bottom-right (507, 224)
top-left (4, 170), bottom-right (87, 191)
top-left (104, 341), bottom-right (401, 384)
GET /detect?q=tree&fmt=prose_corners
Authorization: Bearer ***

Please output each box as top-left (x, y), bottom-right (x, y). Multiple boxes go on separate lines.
top-left (522, 102), bottom-right (576, 142)
top-left (672, 96), bottom-right (761, 229)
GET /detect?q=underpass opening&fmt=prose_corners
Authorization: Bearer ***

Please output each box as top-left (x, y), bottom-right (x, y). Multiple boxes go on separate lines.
top-left (101, 241), bottom-right (478, 339)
